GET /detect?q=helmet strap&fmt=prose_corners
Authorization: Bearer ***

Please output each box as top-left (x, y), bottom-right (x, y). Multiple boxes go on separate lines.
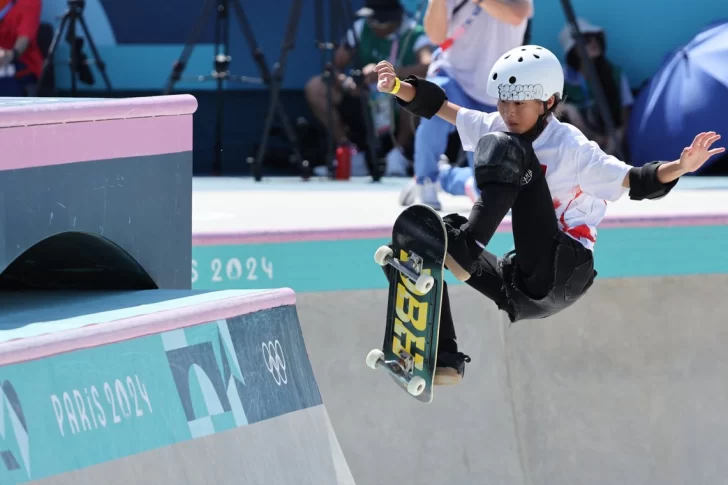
top-left (520, 99), bottom-right (557, 143)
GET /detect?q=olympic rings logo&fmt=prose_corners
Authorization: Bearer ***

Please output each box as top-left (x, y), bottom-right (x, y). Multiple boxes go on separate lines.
top-left (261, 340), bottom-right (287, 386)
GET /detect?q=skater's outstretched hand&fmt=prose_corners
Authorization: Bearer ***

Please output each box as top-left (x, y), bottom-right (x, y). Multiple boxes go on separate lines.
top-left (678, 132), bottom-right (725, 173)
top-left (373, 60), bottom-right (460, 124)
top-left (374, 61), bottom-right (398, 94)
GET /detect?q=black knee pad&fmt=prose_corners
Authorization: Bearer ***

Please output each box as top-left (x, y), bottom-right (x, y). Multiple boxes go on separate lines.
top-left (499, 232), bottom-right (596, 323)
top-left (473, 132), bottom-right (539, 191)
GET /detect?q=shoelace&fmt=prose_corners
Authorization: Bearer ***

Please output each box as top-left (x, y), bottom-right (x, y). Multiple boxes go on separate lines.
top-left (455, 352), bottom-right (472, 363)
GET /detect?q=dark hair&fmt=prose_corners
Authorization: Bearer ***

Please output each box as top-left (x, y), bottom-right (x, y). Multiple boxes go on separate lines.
top-left (565, 33), bottom-right (606, 71)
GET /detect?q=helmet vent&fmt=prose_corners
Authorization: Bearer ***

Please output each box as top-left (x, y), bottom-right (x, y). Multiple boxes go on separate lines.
top-left (533, 54), bottom-right (540, 59)
top-left (492, 73), bottom-right (498, 80)
top-left (518, 57), bottom-right (523, 62)
top-left (509, 76), bottom-right (516, 84)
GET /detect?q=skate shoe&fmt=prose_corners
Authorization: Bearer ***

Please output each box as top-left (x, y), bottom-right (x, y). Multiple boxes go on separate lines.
top-left (399, 177), bottom-right (442, 210)
top-left (434, 350), bottom-right (472, 385)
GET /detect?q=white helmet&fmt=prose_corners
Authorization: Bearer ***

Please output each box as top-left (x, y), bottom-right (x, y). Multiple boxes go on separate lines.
top-left (486, 45), bottom-right (564, 102)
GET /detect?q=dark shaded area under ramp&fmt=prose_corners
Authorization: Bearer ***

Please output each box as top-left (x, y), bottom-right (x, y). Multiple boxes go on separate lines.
top-left (295, 274), bottom-right (728, 485)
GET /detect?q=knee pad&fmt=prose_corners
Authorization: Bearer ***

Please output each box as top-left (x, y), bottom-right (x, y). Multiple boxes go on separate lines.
top-left (473, 132), bottom-right (537, 190)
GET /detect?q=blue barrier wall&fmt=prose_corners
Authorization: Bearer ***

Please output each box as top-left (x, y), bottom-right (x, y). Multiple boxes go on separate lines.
top-left (40, 0), bottom-right (727, 92)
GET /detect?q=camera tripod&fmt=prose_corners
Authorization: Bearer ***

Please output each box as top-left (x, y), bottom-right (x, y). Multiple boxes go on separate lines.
top-left (37, 0), bottom-right (112, 95)
top-left (560, 0), bottom-right (622, 159)
top-left (164, 0), bottom-right (305, 179)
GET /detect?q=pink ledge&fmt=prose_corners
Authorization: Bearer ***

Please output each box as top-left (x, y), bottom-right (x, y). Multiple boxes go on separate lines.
top-left (0, 288), bottom-right (296, 366)
top-left (0, 94), bottom-right (198, 128)
top-left (0, 115), bottom-right (192, 171)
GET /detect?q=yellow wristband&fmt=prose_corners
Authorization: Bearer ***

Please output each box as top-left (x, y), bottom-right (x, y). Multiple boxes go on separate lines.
top-left (390, 77), bottom-right (401, 95)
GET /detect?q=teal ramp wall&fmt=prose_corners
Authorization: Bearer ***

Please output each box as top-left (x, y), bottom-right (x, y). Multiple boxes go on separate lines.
top-left (0, 290), bottom-right (321, 484)
top-left (190, 223), bottom-right (728, 292)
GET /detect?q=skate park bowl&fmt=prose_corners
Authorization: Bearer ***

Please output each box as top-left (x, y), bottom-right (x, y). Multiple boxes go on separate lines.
top-left (0, 97), bottom-right (355, 485)
top-left (189, 177), bottom-right (728, 485)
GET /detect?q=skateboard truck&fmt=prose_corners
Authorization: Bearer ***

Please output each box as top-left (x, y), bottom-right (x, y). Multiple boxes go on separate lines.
top-left (366, 348), bottom-right (427, 397)
top-left (373, 245), bottom-right (435, 294)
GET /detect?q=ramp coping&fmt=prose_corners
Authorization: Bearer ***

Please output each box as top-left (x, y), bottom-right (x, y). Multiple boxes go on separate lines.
top-left (0, 94), bottom-right (198, 128)
top-left (0, 288), bottom-right (295, 366)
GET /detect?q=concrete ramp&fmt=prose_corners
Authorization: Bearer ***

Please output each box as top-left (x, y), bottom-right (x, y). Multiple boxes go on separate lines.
top-left (506, 274), bottom-right (728, 485)
top-left (0, 289), bottom-right (355, 485)
top-left (296, 274), bottom-right (728, 485)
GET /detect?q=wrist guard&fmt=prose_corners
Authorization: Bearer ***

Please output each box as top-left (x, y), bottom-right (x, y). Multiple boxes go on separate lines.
top-left (628, 162), bottom-right (679, 200)
top-left (395, 75), bottom-right (447, 119)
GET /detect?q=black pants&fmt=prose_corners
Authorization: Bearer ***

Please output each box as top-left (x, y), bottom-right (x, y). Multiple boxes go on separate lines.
top-left (438, 168), bottom-right (595, 347)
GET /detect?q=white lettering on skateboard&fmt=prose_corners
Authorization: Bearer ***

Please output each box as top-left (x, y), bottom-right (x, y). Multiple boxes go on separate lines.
top-left (391, 249), bottom-right (429, 371)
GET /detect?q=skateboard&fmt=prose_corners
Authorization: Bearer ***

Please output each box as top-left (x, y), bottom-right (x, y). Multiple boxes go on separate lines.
top-left (365, 204), bottom-right (447, 403)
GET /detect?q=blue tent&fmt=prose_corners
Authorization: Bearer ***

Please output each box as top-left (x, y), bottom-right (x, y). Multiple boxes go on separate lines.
top-left (627, 19), bottom-right (728, 172)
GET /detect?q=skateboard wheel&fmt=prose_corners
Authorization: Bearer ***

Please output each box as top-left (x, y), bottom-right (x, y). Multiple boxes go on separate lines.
top-left (373, 245), bottom-right (393, 266)
top-left (407, 376), bottom-right (426, 396)
top-left (366, 349), bottom-right (385, 370)
top-left (415, 274), bottom-right (434, 294)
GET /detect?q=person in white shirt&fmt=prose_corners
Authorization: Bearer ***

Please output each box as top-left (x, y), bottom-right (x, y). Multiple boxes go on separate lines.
top-left (398, 0), bottom-right (533, 210)
top-left (374, 45), bottom-right (724, 385)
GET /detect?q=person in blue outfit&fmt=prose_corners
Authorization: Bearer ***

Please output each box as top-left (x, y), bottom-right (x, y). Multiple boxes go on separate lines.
top-left (399, 0), bottom-right (533, 210)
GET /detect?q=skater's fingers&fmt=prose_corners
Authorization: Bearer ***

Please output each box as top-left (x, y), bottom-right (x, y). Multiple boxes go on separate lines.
top-left (691, 132), bottom-right (706, 147)
top-left (374, 60), bottom-right (393, 72)
top-left (706, 134), bottom-right (722, 147)
top-left (700, 131), bottom-right (717, 147)
top-left (708, 147), bottom-right (726, 157)
top-left (376, 67), bottom-right (395, 79)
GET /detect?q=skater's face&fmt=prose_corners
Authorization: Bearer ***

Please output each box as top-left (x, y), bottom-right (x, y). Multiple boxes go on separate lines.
top-left (497, 96), bottom-right (555, 133)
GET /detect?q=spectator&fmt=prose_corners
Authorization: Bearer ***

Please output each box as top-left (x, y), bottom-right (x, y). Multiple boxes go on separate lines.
top-left (0, 0), bottom-right (42, 96)
top-left (558, 18), bottom-right (633, 156)
top-left (400, 0), bottom-right (533, 209)
top-left (304, 0), bottom-right (433, 176)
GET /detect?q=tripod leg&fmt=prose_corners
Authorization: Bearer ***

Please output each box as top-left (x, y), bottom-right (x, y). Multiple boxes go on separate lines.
top-left (212, 0), bottom-right (230, 175)
top-left (68, 14), bottom-right (78, 95)
top-left (317, 0), bottom-right (335, 178)
top-left (37, 13), bottom-right (70, 95)
top-left (273, 97), bottom-right (305, 170)
top-left (241, 0), bottom-right (304, 181)
top-left (76, 15), bottom-right (113, 91)
top-left (230, 0), bottom-right (271, 81)
top-left (339, 0), bottom-right (382, 181)
top-left (358, 88), bottom-right (383, 181)
top-left (231, 0), bottom-right (305, 176)
top-left (163, 0), bottom-right (217, 94)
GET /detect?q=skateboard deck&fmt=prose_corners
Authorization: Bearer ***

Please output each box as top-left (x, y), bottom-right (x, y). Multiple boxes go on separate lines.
top-left (366, 204), bottom-right (447, 403)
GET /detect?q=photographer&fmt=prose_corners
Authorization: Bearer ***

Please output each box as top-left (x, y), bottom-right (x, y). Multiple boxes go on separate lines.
top-left (304, 0), bottom-right (433, 175)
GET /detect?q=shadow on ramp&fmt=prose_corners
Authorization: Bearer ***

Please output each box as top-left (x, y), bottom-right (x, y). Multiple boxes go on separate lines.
top-left (296, 274), bottom-right (728, 485)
